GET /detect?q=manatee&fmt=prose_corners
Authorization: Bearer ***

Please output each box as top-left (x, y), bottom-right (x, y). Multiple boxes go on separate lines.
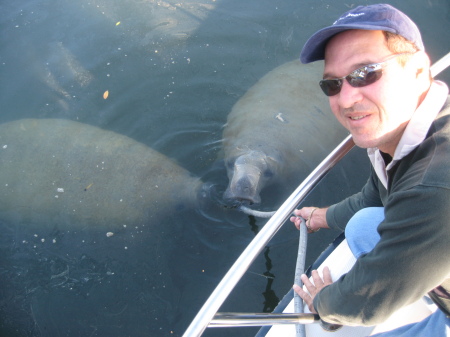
top-left (0, 118), bottom-right (211, 335)
top-left (222, 60), bottom-right (348, 205)
top-left (0, 118), bottom-right (205, 231)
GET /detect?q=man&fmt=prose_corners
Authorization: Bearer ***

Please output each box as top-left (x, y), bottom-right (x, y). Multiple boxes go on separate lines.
top-left (290, 4), bottom-right (450, 336)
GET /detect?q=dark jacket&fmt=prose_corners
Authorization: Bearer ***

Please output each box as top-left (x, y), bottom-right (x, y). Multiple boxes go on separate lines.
top-left (319, 96), bottom-right (450, 325)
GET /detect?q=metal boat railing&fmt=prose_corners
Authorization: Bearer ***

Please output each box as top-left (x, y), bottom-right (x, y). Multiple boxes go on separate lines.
top-left (183, 135), bottom-right (355, 337)
top-left (183, 51), bottom-right (450, 337)
top-left (209, 312), bottom-right (320, 327)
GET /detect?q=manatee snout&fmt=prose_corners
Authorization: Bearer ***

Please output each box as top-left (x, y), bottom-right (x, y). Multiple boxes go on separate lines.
top-left (223, 173), bottom-right (262, 205)
top-left (223, 151), bottom-right (274, 205)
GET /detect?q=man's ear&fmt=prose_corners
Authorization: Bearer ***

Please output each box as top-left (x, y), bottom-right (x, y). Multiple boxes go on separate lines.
top-left (412, 51), bottom-right (431, 80)
top-left (410, 51), bottom-right (432, 105)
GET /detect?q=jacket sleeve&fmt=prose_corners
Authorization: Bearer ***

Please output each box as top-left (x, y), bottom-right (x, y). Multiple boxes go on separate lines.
top-left (326, 167), bottom-right (384, 232)
top-left (314, 184), bottom-right (450, 326)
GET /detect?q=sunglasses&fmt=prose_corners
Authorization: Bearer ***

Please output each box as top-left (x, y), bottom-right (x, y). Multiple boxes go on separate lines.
top-left (319, 53), bottom-right (411, 97)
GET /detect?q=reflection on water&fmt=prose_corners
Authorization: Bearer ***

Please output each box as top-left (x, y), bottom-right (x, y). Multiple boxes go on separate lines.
top-left (0, 0), bottom-right (449, 336)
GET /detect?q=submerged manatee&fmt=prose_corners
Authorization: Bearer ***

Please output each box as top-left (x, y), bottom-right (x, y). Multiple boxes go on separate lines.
top-left (0, 118), bottom-right (205, 231)
top-left (222, 60), bottom-right (348, 205)
top-left (0, 118), bottom-right (211, 335)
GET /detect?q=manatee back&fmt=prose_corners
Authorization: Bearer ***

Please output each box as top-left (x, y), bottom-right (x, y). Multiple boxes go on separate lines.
top-left (223, 60), bottom-right (347, 177)
top-left (0, 119), bottom-right (201, 231)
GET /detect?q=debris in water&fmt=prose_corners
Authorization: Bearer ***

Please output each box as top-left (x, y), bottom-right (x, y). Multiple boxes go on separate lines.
top-left (275, 112), bottom-right (288, 123)
top-left (103, 90), bottom-right (109, 99)
top-left (106, 232), bottom-right (114, 237)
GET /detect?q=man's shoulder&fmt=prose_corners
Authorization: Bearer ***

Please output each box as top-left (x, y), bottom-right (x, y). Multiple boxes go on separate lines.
top-left (414, 100), bottom-right (450, 189)
top-left (431, 95), bottom-right (450, 149)
top-left (393, 101), bottom-right (450, 191)
top-left (435, 94), bottom-right (450, 126)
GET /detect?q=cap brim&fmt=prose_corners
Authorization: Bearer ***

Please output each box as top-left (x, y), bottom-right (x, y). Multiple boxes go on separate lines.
top-left (300, 24), bottom-right (396, 64)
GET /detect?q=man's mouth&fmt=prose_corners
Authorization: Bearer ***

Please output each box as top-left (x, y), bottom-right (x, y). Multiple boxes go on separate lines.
top-left (349, 115), bottom-right (368, 120)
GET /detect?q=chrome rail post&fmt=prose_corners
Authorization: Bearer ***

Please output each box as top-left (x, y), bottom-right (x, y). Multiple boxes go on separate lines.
top-left (431, 51), bottom-right (450, 78)
top-left (209, 312), bottom-right (320, 327)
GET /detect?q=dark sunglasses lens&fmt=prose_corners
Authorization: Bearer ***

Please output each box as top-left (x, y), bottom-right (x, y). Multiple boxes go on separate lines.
top-left (320, 79), bottom-right (342, 97)
top-left (320, 67), bottom-right (382, 96)
top-left (348, 68), bottom-right (382, 87)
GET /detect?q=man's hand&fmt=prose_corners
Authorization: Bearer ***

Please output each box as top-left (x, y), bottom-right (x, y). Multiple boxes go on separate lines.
top-left (290, 207), bottom-right (329, 232)
top-left (293, 266), bottom-right (333, 313)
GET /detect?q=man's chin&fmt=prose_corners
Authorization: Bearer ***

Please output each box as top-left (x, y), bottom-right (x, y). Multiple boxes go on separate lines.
top-left (351, 135), bottom-right (378, 149)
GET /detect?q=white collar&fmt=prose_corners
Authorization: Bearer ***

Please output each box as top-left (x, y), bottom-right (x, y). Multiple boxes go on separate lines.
top-left (368, 80), bottom-right (449, 189)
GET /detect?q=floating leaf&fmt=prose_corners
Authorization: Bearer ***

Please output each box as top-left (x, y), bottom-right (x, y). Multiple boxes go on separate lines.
top-left (103, 90), bottom-right (109, 99)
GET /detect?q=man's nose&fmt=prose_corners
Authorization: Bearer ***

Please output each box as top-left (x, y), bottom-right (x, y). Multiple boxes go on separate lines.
top-left (337, 80), bottom-right (363, 109)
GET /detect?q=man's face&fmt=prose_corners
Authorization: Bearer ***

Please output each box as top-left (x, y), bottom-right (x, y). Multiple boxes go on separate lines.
top-left (323, 30), bottom-right (426, 155)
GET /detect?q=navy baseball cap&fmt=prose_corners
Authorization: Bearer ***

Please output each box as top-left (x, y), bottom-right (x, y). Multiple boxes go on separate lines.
top-left (300, 4), bottom-right (424, 64)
